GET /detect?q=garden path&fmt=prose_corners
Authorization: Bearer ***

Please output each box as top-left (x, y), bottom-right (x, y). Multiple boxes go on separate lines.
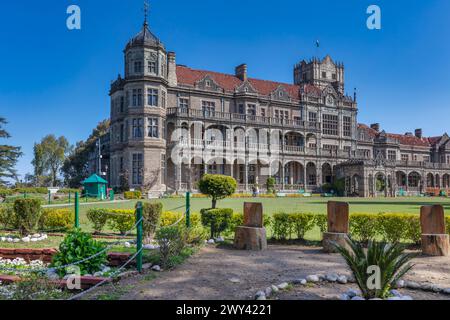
top-left (86, 244), bottom-right (450, 300)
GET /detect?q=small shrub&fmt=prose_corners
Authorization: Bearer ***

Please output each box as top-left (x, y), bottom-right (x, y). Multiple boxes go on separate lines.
top-left (403, 215), bottom-right (421, 244)
top-left (200, 208), bottom-right (233, 239)
top-left (446, 216), bottom-right (450, 235)
top-left (272, 212), bottom-right (293, 240)
top-left (51, 228), bottom-right (107, 277)
top-left (0, 204), bottom-right (18, 229)
top-left (155, 226), bottom-right (185, 269)
top-left (108, 210), bottom-right (135, 235)
top-left (141, 202), bottom-right (163, 243)
top-left (124, 191), bottom-right (142, 200)
top-left (86, 209), bottom-right (110, 233)
top-left (377, 213), bottom-right (408, 243)
top-left (350, 213), bottom-right (379, 243)
top-left (266, 177), bottom-right (276, 194)
top-left (334, 238), bottom-right (416, 299)
top-left (161, 211), bottom-right (201, 228)
top-left (290, 213), bottom-right (315, 240)
top-left (13, 199), bottom-right (42, 236)
top-left (39, 208), bottom-right (74, 231)
top-left (314, 214), bottom-right (327, 234)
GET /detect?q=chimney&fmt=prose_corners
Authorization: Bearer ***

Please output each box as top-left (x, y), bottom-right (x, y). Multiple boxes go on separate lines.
top-left (415, 129), bottom-right (423, 139)
top-left (167, 52), bottom-right (177, 87)
top-left (370, 123), bottom-right (380, 132)
top-left (235, 64), bottom-right (248, 81)
top-left (405, 132), bottom-right (413, 137)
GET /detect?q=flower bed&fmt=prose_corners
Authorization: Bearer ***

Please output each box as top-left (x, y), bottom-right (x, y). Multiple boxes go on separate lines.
top-left (0, 257), bottom-right (47, 276)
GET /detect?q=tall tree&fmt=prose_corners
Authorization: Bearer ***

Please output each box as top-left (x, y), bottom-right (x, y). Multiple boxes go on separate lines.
top-left (32, 135), bottom-right (70, 187)
top-left (0, 117), bottom-right (22, 186)
top-left (62, 120), bottom-right (110, 188)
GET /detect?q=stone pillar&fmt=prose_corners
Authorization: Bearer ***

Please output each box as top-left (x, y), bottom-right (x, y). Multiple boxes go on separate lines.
top-left (323, 201), bottom-right (350, 253)
top-left (281, 162), bottom-right (285, 191)
top-left (420, 205), bottom-right (449, 256)
top-left (234, 203), bottom-right (267, 251)
top-left (244, 159), bottom-right (249, 192)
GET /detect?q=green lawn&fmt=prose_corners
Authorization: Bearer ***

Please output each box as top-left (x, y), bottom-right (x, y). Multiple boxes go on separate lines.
top-left (138, 196), bottom-right (450, 215)
top-left (2, 196), bottom-right (449, 245)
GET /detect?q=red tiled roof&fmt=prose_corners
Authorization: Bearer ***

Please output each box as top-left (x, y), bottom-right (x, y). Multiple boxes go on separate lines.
top-left (176, 65), bottom-right (301, 99)
top-left (385, 133), bottom-right (430, 147)
top-left (357, 124), bottom-right (378, 138)
top-left (358, 123), bottom-right (436, 147)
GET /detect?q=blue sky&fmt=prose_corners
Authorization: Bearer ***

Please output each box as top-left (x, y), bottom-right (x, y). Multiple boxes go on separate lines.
top-left (1, 0), bottom-right (450, 179)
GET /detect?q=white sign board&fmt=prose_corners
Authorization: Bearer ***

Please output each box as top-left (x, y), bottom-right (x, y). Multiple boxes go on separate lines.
top-left (48, 188), bottom-right (59, 195)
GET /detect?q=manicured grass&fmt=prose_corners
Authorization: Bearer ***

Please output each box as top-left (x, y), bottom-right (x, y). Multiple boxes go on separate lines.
top-left (153, 196), bottom-right (450, 215)
top-left (2, 196), bottom-right (449, 244)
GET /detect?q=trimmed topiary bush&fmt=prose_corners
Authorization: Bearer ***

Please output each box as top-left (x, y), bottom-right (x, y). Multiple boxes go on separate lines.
top-left (86, 209), bottom-right (110, 234)
top-left (13, 199), bottom-right (42, 236)
top-left (198, 174), bottom-right (237, 208)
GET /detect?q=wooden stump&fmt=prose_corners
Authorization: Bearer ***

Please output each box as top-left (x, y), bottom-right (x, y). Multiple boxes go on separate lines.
top-left (327, 201), bottom-right (349, 233)
top-left (322, 232), bottom-right (350, 253)
top-left (234, 226), bottom-right (267, 251)
top-left (421, 234), bottom-right (449, 256)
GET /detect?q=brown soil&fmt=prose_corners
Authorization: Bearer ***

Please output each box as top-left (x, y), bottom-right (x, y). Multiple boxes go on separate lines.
top-left (85, 244), bottom-right (450, 300)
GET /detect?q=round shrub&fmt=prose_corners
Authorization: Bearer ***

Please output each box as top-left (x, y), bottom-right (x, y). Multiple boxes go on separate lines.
top-left (107, 210), bottom-right (135, 235)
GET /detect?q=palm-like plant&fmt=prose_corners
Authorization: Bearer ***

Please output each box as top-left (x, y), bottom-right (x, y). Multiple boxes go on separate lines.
top-left (334, 238), bottom-right (416, 299)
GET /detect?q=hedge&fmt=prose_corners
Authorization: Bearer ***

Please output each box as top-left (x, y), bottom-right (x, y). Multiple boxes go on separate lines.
top-left (124, 191), bottom-right (142, 200)
top-left (270, 212), bottom-right (450, 244)
top-left (39, 208), bottom-right (74, 231)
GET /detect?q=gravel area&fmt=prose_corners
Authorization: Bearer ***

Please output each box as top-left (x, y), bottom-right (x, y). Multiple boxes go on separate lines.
top-left (86, 244), bottom-right (450, 300)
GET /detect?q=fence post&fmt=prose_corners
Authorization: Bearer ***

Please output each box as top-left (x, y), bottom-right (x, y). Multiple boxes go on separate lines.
top-left (48, 190), bottom-right (51, 205)
top-left (186, 192), bottom-right (191, 228)
top-left (136, 202), bottom-right (143, 273)
top-left (74, 192), bottom-right (80, 228)
top-left (110, 189), bottom-right (115, 201)
top-left (23, 192), bottom-right (27, 199)
top-left (68, 192), bottom-right (71, 204)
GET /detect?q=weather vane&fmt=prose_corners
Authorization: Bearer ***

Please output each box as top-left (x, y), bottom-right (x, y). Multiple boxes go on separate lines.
top-left (144, 1), bottom-right (149, 25)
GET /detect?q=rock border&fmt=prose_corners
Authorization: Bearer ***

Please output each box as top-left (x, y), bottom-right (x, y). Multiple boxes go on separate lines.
top-left (254, 273), bottom-right (450, 300)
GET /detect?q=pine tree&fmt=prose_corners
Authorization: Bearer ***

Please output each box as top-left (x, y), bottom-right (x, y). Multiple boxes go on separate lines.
top-left (0, 117), bottom-right (22, 186)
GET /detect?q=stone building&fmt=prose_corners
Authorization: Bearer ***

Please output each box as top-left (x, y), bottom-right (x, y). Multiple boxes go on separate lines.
top-left (106, 17), bottom-right (450, 197)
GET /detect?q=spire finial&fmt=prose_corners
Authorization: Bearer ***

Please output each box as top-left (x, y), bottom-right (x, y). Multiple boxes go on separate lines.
top-left (143, 1), bottom-right (149, 27)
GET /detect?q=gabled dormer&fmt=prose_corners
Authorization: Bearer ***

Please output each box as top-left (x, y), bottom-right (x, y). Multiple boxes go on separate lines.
top-left (195, 75), bottom-right (224, 92)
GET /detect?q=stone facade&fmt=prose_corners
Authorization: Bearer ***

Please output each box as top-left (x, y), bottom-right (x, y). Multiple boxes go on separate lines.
top-left (106, 19), bottom-right (450, 197)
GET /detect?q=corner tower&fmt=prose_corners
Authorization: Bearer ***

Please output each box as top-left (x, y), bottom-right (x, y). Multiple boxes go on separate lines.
top-left (109, 9), bottom-right (169, 196)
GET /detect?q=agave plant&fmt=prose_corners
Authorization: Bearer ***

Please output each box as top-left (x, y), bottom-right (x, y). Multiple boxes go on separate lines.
top-left (334, 238), bottom-right (416, 299)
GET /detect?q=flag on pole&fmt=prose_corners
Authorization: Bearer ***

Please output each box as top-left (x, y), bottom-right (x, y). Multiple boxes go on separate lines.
top-left (316, 40), bottom-right (320, 48)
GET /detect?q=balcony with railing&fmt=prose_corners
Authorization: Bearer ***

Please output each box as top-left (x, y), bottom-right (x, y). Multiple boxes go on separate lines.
top-left (167, 107), bottom-right (321, 131)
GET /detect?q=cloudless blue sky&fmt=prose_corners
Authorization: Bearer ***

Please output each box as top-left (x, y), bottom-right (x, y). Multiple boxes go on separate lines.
top-left (1, 0), bottom-right (450, 179)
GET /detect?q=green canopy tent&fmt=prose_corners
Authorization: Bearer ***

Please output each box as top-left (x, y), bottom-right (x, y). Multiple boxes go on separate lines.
top-left (81, 174), bottom-right (108, 199)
